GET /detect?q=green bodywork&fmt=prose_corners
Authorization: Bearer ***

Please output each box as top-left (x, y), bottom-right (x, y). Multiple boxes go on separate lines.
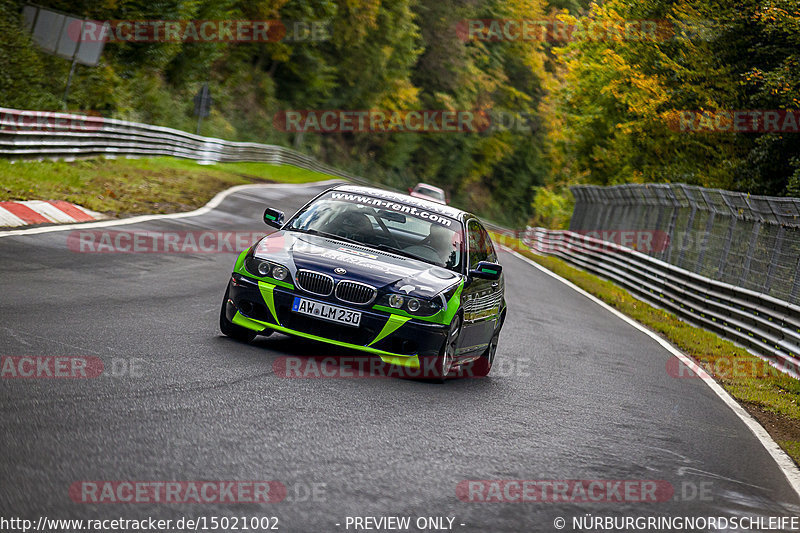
top-left (232, 311), bottom-right (421, 368)
top-left (257, 281), bottom-right (279, 322)
top-left (368, 314), bottom-right (412, 346)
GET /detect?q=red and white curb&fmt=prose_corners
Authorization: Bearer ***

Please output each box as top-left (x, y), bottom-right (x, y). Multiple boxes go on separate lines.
top-left (0, 200), bottom-right (106, 227)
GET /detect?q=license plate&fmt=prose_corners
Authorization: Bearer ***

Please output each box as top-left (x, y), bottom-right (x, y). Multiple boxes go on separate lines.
top-left (292, 297), bottom-right (361, 327)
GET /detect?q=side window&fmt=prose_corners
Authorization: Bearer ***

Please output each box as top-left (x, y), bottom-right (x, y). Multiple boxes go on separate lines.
top-left (478, 224), bottom-right (497, 263)
top-left (468, 220), bottom-right (489, 268)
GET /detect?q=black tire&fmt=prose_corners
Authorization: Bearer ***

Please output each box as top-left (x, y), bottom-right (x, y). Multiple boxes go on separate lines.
top-left (470, 331), bottom-right (499, 377)
top-left (219, 286), bottom-right (257, 343)
top-left (470, 311), bottom-right (504, 377)
top-left (423, 314), bottom-right (462, 382)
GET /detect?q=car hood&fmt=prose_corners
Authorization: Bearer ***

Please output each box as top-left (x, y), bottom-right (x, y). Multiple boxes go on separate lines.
top-left (253, 231), bottom-right (462, 298)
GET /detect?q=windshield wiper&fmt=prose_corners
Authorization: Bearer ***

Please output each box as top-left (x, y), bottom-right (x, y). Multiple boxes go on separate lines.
top-left (289, 227), bottom-right (364, 247)
top-left (372, 244), bottom-right (432, 264)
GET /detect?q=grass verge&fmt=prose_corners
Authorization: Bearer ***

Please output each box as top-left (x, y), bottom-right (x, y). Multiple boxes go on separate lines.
top-left (492, 233), bottom-right (800, 466)
top-left (0, 157), bottom-right (336, 217)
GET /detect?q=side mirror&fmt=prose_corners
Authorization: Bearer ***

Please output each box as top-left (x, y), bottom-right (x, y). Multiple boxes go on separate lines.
top-left (263, 208), bottom-right (285, 229)
top-left (469, 261), bottom-right (502, 280)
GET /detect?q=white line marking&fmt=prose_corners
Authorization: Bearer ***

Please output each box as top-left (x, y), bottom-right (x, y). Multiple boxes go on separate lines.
top-left (502, 246), bottom-right (800, 498)
top-left (0, 179), bottom-right (343, 239)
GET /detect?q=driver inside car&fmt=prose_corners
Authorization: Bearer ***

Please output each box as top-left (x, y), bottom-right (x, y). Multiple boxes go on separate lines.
top-left (331, 210), bottom-right (375, 243)
top-left (420, 223), bottom-right (458, 268)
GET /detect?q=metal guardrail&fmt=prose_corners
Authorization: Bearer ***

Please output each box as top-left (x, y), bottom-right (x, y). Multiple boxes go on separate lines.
top-left (520, 227), bottom-right (800, 377)
top-left (570, 183), bottom-right (800, 305)
top-left (0, 107), bottom-right (371, 185)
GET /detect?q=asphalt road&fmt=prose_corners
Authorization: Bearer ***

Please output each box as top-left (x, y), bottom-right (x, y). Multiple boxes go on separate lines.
top-left (1, 181), bottom-right (799, 532)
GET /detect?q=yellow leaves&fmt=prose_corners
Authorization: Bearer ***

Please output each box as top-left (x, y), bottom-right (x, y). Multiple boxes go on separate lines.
top-left (501, 0), bottom-right (548, 20)
top-left (755, 1), bottom-right (800, 31)
top-left (343, 0), bottom-right (382, 29)
top-left (378, 80), bottom-right (420, 111)
top-left (596, 49), bottom-right (668, 117)
top-left (239, 0), bottom-right (288, 19)
top-left (333, 0), bottom-right (383, 43)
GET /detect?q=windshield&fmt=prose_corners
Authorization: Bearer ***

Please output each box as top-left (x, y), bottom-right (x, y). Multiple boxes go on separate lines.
top-left (287, 192), bottom-right (463, 271)
top-left (415, 185), bottom-right (445, 202)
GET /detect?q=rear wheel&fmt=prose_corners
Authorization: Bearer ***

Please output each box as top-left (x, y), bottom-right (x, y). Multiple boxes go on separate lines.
top-left (219, 286), bottom-right (257, 343)
top-left (471, 332), bottom-right (499, 377)
top-left (471, 312), bottom-right (504, 377)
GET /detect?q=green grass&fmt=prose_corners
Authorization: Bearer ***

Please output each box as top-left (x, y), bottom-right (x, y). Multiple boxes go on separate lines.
top-left (491, 232), bottom-right (800, 464)
top-left (781, 441), bottom-right (800, 461)
top-left (0, 157), bottom-right (336, 216)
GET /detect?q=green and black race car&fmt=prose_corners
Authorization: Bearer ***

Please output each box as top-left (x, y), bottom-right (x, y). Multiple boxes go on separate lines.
top-left (220, 184), bottom-right (506, 380)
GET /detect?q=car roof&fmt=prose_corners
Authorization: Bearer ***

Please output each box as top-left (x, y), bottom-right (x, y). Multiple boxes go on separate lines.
top-left (414, 183), bottom-right (445, 194)
top-left (331, 184), bottom-right (469, 221)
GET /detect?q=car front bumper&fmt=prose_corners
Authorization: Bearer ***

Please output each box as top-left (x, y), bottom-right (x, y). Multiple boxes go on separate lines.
top-left (225, 273), bottom-right (450, 368)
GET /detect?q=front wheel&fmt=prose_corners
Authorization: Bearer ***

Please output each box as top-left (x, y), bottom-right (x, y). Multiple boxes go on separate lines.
top-left (424, 314), bottom-right (462, 382)
top-left (219, 286), bottom-right (257, 343)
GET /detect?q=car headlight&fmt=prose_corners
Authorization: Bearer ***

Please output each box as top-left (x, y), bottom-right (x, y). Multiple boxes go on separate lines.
top-left (246, 257), bottom-right (289, 281)
top-left (272, 265), bottom-right (288, 281)
top-left (378, 293), bottom-right (442, 316)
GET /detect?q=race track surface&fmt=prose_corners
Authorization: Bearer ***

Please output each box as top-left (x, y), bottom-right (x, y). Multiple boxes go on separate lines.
top-left (1, 181), bottom-right (798, 532)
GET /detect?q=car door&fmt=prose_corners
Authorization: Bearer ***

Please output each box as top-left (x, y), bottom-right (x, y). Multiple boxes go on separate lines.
top-left (458, 219), bottom-right (496, 356)
top-left (478, 222), bottom-right (503, 340)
